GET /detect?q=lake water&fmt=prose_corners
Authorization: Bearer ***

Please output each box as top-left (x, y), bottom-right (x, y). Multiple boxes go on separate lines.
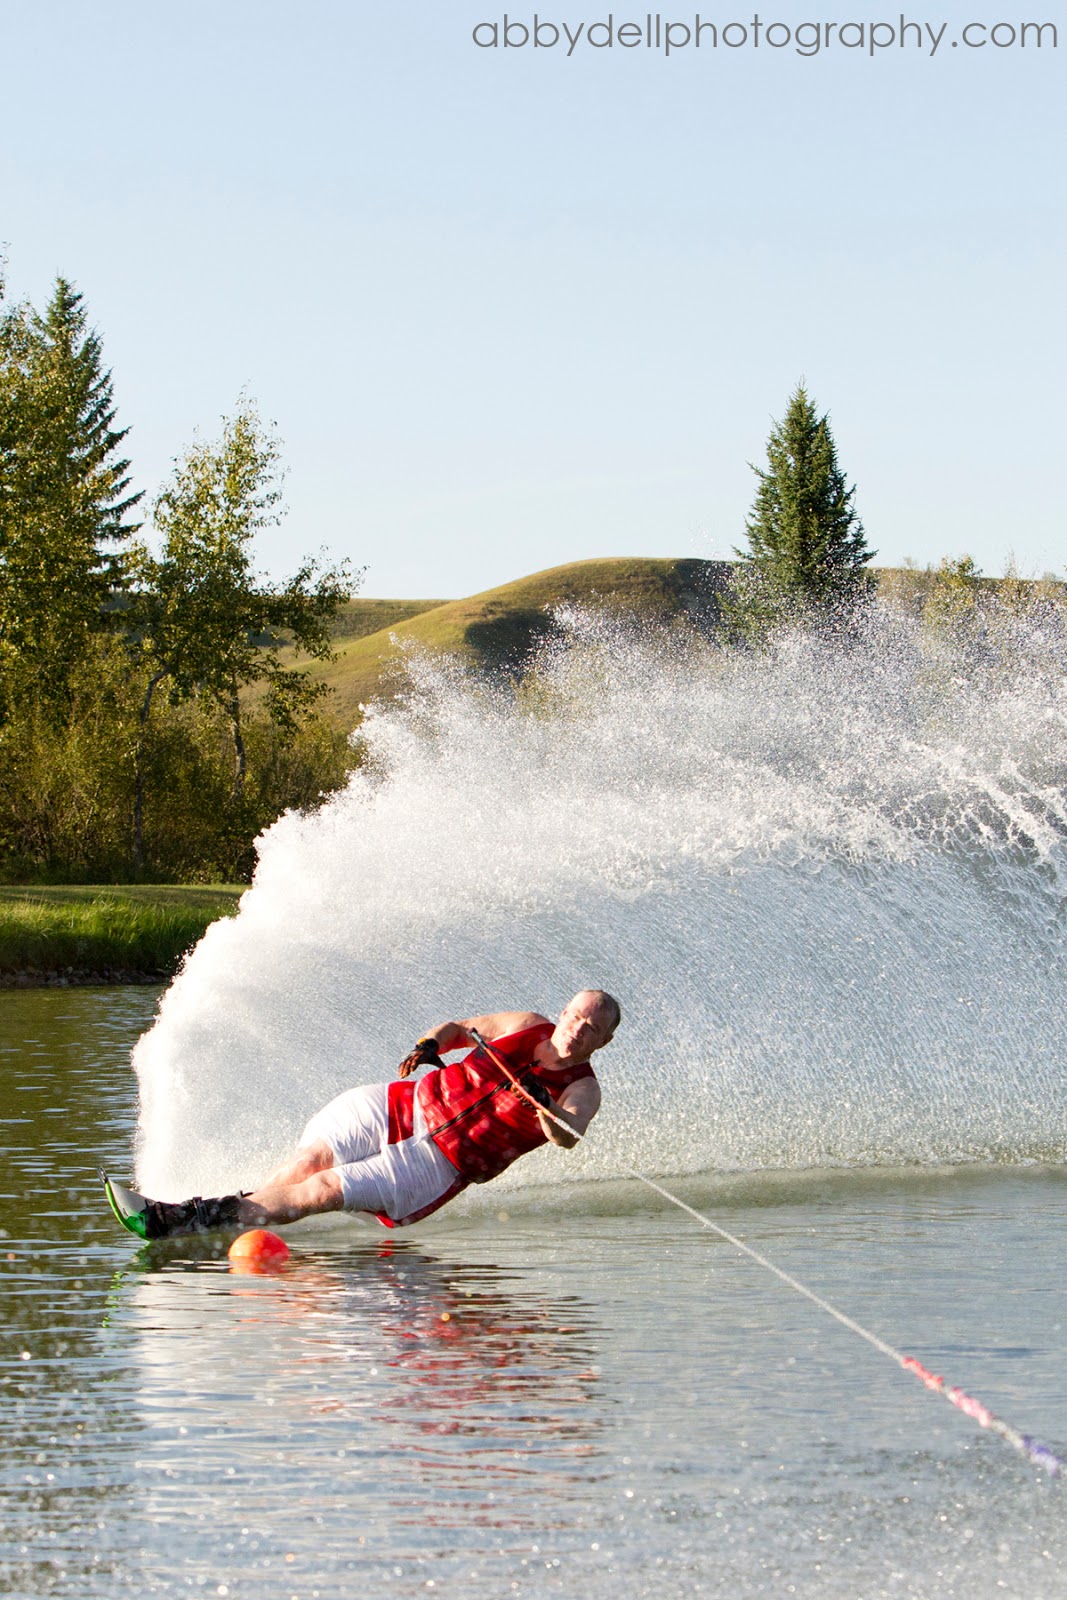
top-left (4, 985), bottom-right (1067, 1600)
top-left (8, 607), bottom-right (1067, 1596)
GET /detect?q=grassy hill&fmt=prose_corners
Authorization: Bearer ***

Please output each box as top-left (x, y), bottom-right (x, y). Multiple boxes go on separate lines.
top-left (294, 558), bottom-right (730, 729)
top-left (322, 596), bottom-right (448, 641)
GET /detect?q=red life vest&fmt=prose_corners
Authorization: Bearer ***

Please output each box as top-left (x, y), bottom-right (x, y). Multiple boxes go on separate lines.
top-left (416, 1022), bottom-right (597, 1184)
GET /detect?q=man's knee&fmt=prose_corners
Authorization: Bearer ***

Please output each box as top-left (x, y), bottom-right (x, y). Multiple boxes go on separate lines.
top-left (274, 1139), bottom-right (336, 1186)
top-left (299, 1167), bottom-right (344, 1213)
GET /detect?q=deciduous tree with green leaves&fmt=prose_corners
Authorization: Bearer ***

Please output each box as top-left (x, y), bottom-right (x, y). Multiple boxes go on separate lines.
top-left (129, 401), bottom-right (357, 867)
top-left (725, 383), bottom-right (873, 635)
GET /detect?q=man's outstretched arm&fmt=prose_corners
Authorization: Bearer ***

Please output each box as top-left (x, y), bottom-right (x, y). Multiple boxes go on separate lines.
top-left (397, 1011), bottom-right (549, 1076)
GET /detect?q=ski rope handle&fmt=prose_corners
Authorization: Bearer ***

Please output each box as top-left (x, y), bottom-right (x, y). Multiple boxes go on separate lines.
top-left (467, 1026), bottom-right (562, 1116)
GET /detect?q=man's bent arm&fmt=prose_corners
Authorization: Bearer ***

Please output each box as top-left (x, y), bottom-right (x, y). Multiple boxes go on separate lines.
top-left (538, 1077), bottom-right (601, 1149)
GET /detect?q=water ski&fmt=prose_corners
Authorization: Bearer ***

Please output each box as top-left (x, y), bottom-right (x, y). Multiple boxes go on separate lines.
top-left (102, 1170), bottom-right (248, 1240)
top-left (102, 1170), bottom-right (151, 1239)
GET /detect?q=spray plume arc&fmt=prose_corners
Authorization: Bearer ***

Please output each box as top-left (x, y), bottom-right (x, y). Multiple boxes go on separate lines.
top-left (468, 1026), bottom-right (1064, 1478)
top-left (130, 608), bottom-right (1067, 1466)
top-left (134, 608), bottom-right (1067, 1199)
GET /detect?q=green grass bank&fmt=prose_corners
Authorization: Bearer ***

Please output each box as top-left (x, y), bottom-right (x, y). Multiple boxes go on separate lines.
top-left (0, 885), bottom-right (244, 985)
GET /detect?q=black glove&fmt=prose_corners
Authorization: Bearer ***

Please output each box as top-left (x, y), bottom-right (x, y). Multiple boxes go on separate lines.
top-left (397, 1037), bottom-right (443, 1079)
top-left (521, 1074), bottom-right (553, 1110)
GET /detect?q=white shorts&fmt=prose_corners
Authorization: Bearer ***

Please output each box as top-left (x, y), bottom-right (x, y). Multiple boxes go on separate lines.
top-left (299, 1082), bottom-right (462, 1225)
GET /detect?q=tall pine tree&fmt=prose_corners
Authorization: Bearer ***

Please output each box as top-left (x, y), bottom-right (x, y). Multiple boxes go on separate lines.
top-left (0, 273), bottom-right (141, 716)
top-left (726, 384), bottom-right (873, 634)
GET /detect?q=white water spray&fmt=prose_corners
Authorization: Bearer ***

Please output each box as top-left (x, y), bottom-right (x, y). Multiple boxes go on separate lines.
top-left (133, 600), bottom-right (1067, 1202)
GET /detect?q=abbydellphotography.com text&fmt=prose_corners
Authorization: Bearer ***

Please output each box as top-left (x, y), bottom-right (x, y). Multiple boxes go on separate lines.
top-left (470, 13), bottom-right (1057, 57)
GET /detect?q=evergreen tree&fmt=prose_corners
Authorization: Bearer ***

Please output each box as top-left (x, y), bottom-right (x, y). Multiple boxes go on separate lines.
top-left (726, 384), bottom-right (873, 633)
top-left (33, 277), bottom-right (141, 555)
top-left (0, 272), bottom-right (141, 715)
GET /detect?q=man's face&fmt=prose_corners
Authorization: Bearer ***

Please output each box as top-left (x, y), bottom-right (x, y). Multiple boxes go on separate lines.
top-left (550, 992), bottom-right (614, 1063)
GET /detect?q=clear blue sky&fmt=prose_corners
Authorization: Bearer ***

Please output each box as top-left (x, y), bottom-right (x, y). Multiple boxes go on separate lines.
top-left (2, 1), bottom-right (1062, 595)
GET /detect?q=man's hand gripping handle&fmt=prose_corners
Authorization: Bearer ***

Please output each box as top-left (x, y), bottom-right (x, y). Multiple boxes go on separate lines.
top-left (467, 1026), bottom-right (580, 1138)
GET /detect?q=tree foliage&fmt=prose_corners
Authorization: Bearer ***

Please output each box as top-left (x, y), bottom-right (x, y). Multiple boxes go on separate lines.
top-left (127, 400), bottom-right (357, 865)
top-left (134, 401), bottom-right (354, 765)
top-left (0, 265), bottom-right (359, 882)
top-left (726, 383), bottom-right (873, 635)
top-left (0, 629), bottom-right (355, 883)
top-left (0, 272), bottom-right (141, 716)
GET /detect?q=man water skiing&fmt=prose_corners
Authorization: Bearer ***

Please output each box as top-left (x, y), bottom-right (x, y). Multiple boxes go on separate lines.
top-left (104, 989), bottom-right (620, 1240)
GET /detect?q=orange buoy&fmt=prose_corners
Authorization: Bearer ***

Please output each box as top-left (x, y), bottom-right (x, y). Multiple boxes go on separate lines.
top-left (228, 1228), bottom-right (291, 1268)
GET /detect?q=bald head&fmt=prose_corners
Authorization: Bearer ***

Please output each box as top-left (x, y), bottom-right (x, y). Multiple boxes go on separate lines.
top-left (574, 988), bottom-right (620, 1038)
top-left (550, 989), bottom-right (621, 1064)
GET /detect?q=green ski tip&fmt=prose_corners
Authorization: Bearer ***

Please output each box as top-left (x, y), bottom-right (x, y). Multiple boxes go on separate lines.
top-left (101, 1170), bottom-right (149, 1240)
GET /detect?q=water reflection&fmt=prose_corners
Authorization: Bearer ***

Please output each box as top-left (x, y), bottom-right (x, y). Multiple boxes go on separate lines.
top-left (121, 1239), bottom-right (605, 1468)
top-left (87, 1240), bottom-right (607, 1590)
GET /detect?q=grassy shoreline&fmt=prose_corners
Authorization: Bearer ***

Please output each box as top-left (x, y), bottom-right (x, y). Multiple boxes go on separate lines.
top-left (0, 885), bottom-right (244, 985)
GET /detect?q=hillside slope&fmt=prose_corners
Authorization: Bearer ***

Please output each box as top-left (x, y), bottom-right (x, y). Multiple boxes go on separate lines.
top-left (302, 557), bottom-right (729, 728)
top-left (323, 596), bottom-right (447, 641)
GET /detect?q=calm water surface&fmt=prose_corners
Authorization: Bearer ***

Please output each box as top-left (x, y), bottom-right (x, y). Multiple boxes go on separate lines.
top-left (3, 987), bottom-right (1067, 1599)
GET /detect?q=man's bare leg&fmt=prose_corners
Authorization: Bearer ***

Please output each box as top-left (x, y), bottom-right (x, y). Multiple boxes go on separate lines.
top-left (237, 1139), bottom-right (346, 1226)
top-left (256, 1139), bottom-right (337, 1190)
top-left (238, 1166), bottom-right (345, 1226)
top-left (104, 1138), bottom-right (347, 1241)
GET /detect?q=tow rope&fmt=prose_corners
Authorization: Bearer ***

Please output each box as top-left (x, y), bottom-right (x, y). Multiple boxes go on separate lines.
top-left (469, 1027), bottom-right (1063, 1476)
